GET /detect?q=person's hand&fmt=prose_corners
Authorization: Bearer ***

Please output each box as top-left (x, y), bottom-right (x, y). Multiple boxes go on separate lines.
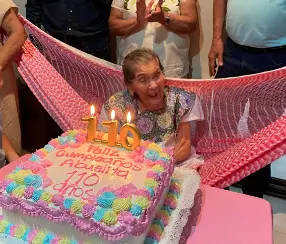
top-left (145, 0), bottom-right (165, 25)
top-left (136, 0), bottom-right (147, 29)
top-left (208, 38), bottom-right (224, 77)
top-left (174, 137), bottom-right (191, 163)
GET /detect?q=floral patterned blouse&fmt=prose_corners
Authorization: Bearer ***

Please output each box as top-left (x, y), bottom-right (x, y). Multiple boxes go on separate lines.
top-left (98, 87), bottom-right (204, 143)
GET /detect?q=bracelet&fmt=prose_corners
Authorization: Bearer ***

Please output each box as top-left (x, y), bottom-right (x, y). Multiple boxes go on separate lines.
top-left (165, 13), bottom-right (171, 25)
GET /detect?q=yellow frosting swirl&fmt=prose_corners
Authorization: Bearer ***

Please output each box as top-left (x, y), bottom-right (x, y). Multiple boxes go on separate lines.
top-left (40, 192), bottom-right (53, 204)
top-left (68, 130), bottom-right (77, 137)
top-left (148, 143), bottom-right (162, 153)
top-left (102, 210), bottom-right (118, 226)
top-left (144, 178), bottom-right (158, 188)
top-left (160, 152), bottom-right (169, 159)
top-left (12, 185), bottom-right (26, 198)
top-left (112, 197), bottom-right (132, 213)
top-left (14, 170), bottom-right (33, 185)
top-left (58, 238), bottom-right (72, 244)
top-left (39, 148), bottom-right (49, 155)
top-left (5, 173), bottom-right (16, 181)
top-left (31, 231), bottom-right (46, 244)
top-left (151, 224), bottom-right (163, 235)
top-left (14, 225), bottom-right (27, 239)
top-left (0, 220), bottom-right (8, 233)
top-left (134, 196), bottom-right (149, 209)
top-left (152, 165), bottom-right (164, 172)
top-left (71, 200), bottom-right (84, 214)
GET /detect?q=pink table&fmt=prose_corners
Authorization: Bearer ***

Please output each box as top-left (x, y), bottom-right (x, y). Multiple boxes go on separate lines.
top-left (1, 156), bottom-right (273, 244)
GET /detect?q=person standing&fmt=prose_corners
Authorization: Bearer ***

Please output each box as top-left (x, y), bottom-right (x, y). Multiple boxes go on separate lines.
top-left (0, 0), bottom-right (27, 160)
top-left (109, 0), bottom-right (198, 78)
top-left (208, 0), bottom-right (286, 198)
top-left (26, 0), bottom-right (112, 60)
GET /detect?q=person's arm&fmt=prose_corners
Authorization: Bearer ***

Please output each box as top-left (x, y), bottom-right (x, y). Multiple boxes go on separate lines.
top-left (145, 0), bottom-right (197, 34)
top-left (208, 0), bottom-right (227, 76)
top-left (2, 134), bottom-right (19, 162)
top-left (26, 0), bottom-right (43, 28)
top-left (174, 122), bottom-right (191, 163)
top-left (109, 0), bottom-right (147, 37)
top-left (110, 34), bottom-right (117, 63)
top-left (0, 8), bottom-right (27, 71)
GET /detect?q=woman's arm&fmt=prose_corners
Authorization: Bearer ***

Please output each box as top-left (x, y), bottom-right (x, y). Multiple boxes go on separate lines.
top-left (2, 134), bottom-right (19, 163)
top-left (109, 0), bottom-right (146, 37)
top-left (174, 122), bottom-right (191, 163)
top-left (0, 8), bottom-right (27, 71)
top-left (208, 0), bottom-right (227, 76)
top-left (146, 0), bottom-right (197, 34)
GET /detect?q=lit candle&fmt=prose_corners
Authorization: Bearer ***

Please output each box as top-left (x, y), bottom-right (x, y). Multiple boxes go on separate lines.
top-left (102, 110), bottom-right (118, 147)
top-left (81, 105), bottom-right (97, 142)
top-left (120, 112), bottom-right (141, 151)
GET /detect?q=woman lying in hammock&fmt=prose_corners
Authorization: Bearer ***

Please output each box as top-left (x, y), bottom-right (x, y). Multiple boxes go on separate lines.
top-left (98, 49), bottom-right (204, 163)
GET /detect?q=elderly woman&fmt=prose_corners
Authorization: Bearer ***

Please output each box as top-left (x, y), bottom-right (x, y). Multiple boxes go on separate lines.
top-left (98, 49), bottom-right (204, 162)
top-left (109, 0), bottom-right (197, 78)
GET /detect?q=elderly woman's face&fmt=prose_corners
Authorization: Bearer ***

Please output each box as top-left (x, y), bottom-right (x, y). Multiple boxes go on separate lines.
top-left (129, 59), bottom-right (165, 110)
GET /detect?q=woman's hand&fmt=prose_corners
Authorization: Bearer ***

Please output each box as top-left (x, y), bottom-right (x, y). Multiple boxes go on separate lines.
top-left (145, 0), bottom-right (165, 25)
top-left (136, 0), bottom-right (148, 29)
top-left (174, 137), bottom-right (191, 163)
top-left (208, 38), bottom-right (224, 77)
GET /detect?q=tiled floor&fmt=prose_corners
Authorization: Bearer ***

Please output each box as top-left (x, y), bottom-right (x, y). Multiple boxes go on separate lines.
top-left (230, 187), bottom-right (286, 244)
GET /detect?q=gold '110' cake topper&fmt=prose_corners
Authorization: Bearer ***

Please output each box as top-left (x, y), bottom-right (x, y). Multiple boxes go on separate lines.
top-left (81, 105), bottom-right (141, 151)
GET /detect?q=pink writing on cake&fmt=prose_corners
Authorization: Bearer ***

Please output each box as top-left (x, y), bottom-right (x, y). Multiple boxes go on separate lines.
top-left (53, 170), bottom-right (99, 201)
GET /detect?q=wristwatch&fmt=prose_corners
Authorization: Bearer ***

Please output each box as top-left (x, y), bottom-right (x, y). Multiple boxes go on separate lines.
top-left (165, 14), bottom-right (171, 25)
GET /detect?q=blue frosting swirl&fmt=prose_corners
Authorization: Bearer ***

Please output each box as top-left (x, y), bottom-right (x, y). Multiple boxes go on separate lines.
top-left (4, 223), bottom-right (13, 235)
top-left (58, 136), bottom-right (69, 145)
top-left (162, 205), bottom-right (172, 215)
top-left (64, 198), bottom-right (75, 209)
top-left (29, 153), bottom-right (41, 162)
top-left (146, 187), bottom-right (155, 197)
top-left (44, 144), bottom-right (55, 153)
top-left (67, 135), bottom-right (76, 144)
top-left (144, 150), bottom-right (159, 161)
top-left (22, 230), bottom-right (31, 241)
top-left (153, 218), bottom-right (165, 229)
top-left (130, 204), bottom-right (142, 216)
top-left (160, 157), bottom-right (169, 162)
top-left (12, 167), bottom-right (21, 173)
top-left (97, 192), bottom-right (116, 208)
top-left (93, 207), bottom-right (108, 222)
top-left (6, 182), bottom-right (17, 194)
top-left (32, 189), bottom-right (44, 202)
top-left (144, 237), bottom-right (159, 244)
top-left (24, 175), bottom-right (42, 188)
top-left (43, 233), bottom-right (54, 243)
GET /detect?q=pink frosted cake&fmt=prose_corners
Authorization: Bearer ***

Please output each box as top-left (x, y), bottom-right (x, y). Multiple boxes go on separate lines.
top-left (0, 130), bottom-right (175, 243)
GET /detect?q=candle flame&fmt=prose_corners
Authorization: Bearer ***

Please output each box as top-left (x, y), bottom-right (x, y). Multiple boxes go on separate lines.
top-left (127, 112), bottom-right (131, 123)
top-left (111, 110), bottom-right (115, 120)
top-left (90, 105), bottom-right (95, 117)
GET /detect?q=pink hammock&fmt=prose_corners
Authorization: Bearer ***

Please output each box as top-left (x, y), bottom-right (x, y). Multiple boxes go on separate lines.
top-left (13, 16), bottom-right (286, 188)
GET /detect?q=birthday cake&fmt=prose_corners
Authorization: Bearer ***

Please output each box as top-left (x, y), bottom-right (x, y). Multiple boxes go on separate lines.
top-left (0, 130), bottom-right (176, 243)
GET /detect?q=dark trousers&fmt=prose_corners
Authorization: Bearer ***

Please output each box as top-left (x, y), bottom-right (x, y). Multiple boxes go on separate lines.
top-left (53, 34), bottom-right (110, 61)
top-left (216, 38), bottom-right (286, 198)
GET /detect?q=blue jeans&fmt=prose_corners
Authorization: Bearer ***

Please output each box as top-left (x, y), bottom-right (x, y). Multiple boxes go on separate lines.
top-left (216, 38), bottom-right (286, 198)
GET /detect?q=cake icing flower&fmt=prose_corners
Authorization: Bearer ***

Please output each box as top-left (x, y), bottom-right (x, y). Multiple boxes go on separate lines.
top-left (97, 192), bottom-right (116, 208)
top-left (102, 210), bottom-right (118, 226)
top-left (144, 150), bottom-right (160, 161)
top-left (112, 197), bottom-right (132, 213)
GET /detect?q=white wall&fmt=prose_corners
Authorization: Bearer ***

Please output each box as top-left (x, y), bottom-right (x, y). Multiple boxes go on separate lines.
top-left (14, 0), bottom-right (26, 16)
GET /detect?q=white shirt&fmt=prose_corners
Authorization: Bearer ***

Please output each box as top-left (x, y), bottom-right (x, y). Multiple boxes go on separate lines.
top-left (111, 0), bottom-right (190, 78)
